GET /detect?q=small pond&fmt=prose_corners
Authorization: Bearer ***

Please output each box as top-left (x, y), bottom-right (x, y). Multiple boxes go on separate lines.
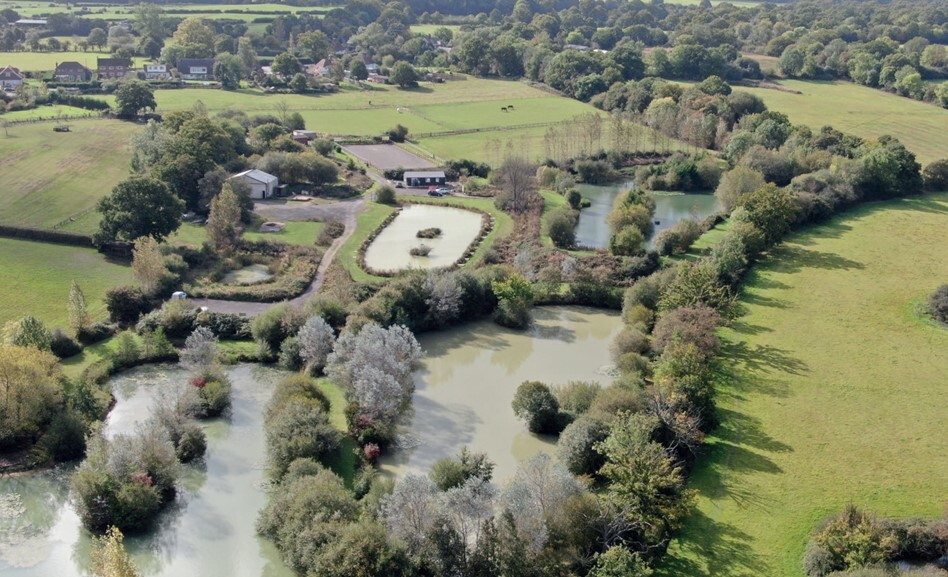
top-left (575, 181), bottom-right (723, 249)
top-left (380, 306), bottom-right (621, 481)
top-left (0, 364), bottom-right (293, 577)
top-left (364, 204), bottom-right (484, 272)
top-left (221, 263), bottom-right (273, 285)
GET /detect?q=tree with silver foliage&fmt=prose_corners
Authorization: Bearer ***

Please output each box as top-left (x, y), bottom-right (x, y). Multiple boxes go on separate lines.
top-left (423, 270), bottom-right (463, 327)
top-left (179, 326), bottom-right (218, 375)
top-left (381, 473), bottom-right (440, 554)
top-left (297, 315), bottom-right (335, 373)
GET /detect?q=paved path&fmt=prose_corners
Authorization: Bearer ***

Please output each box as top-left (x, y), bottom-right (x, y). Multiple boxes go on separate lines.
top-left (187, 195), bottom-right (366, 316)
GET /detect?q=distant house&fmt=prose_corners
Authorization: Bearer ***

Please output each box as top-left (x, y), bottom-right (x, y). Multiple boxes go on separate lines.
top-left (14, 18), bottom-right (46, 26)
top-left (53, 62), bottom-right (93, 83)
top-left (97, 57), bottom-right (132, 81)
top-left (404, 170), bottom-right (446, 187)
top-left (366, 73), bottom-right (389, 84)
top-left (304, 59), bottom-right (329, 78)
top-left (292, 129), bottom-right (318, 144)
top-left (143, 62), bottom-right (170, 80)
top-left (177, 58), bottom-right (215, 81)
top-left (229, 169), bottom-right (279, 200)
top-left (0, 66), bottom-right (23, 90)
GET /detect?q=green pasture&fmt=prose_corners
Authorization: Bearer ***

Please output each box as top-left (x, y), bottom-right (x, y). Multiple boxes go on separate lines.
top-left (171, 220), bottom-right (326, 247)
top-left (0, 104), bottom-right (99, 121)
top-left (741, 52), bottom-right (779, 70)
top-left (0, 51), bottom-right (148, 72)
top-left (0, 119), bottom-right (139, 233)
top-left (661, 192), bottom-right (948, 577)
top-left (337, 201), bottom-right (396, 283)
top-left (0, 237), bottom-right (131, 330)
top-left (741, 80), bottom-right (948, 166)
top-left (411, 96), bottom-right (594, 132)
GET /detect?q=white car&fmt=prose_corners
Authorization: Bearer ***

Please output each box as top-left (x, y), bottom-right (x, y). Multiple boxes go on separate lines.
top-left (171, 291), bottom-right (188, 300)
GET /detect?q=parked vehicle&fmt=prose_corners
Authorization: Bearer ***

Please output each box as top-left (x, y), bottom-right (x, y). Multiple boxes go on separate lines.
top-left (427, 190), bottom-right (445, 197)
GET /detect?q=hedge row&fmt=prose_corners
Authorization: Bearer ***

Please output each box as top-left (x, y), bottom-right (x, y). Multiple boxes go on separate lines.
top-left (0, 225), bottom-right (93, 247)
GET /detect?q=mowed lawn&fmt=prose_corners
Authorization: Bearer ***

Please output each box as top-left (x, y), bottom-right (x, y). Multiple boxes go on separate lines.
top-left (740, 80), bottom-right (948, 166)
top-left (661, 192), bottom-right (948, 577)
top-left (0, 119), bottom-right (138, 233)
top-left (0, 238), bottom-right (131, 329)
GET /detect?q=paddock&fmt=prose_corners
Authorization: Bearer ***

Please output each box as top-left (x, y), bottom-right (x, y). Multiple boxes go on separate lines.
top-left (343, 144), bottom-right (438, 171)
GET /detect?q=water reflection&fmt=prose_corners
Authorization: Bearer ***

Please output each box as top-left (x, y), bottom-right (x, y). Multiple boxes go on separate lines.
top-left (381, 306), bottom-right (622, 481)
top-left (575, 181), bottom-right (723, 248)
top-left (0, 364), bottom-right (294, 577)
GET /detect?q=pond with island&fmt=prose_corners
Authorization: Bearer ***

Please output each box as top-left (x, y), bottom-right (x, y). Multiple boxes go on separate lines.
top-left (0, 306), bottom-right (621, 574)
top-left (575, 180), bottom-right (723, 249)
top-left (364, 204), bottom-right (484, 272)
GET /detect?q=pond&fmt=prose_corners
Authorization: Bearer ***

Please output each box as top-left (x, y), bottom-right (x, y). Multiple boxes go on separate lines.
top-left (0, 364), bottom-right (294, 577)
top-left (575, 181), bottom-right (723, 249)
top-left (221, 263), bottom-right (273, 285)
top-left (364, 204), bottom-right (483, 272)
top-left (380, 306), bottom-right (621, 481)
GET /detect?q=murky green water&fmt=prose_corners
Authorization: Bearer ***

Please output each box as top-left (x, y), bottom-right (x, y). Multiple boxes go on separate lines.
top-left (575, 181), bottom-right (723, 248)
top-left (381, 306), bottom-right (621, 481)
top-left (0, 364), bottom-right (293, 577)
top-left (222, 264), bottom-right (274, 285)
top-left (364, 204), bottom-right (483, 272)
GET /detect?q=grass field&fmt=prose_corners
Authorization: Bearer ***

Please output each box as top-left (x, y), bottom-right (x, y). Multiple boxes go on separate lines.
top-left (0, 104), bottom-right (99, 121)
top-left (660, 192), bottom-right (948, 577)
top-left (0, 238), bottom-right (132, 329)
top-left (0, 119), bottom-right (138, 233)
top-left (0, 51), bottom-right (148, 72)
top-left (740, 80), bottom-right (948, 166)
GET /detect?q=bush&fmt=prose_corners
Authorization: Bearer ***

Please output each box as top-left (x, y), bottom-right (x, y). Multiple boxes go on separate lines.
top-left (376, 185), bottom-right (397, 204)
top-left (553, 381), bottom-right (602, 415)
top-left (49, 329), bottom-right (83, 359)
top-left (193, 374), bottom-right (232, 417)
top-left (39, 412), bottom-right (87, 462)
top-left (589, 386), bottom-right (645, 419)
top-left (929, 284), bottom-right (948, 324)
top-left (269, 375), bottom-right (331, 416)
top-left (105, 286), bottom-right (151, 325)
top-left (651, 305), bottom-right (723, 357)
top-left (512, 381), bottom-right (564, 434)
top-left (653, 219), bottom-right (702, 256)
top-left (77, 322), bottom-right (117, 346)
top-left (266, 402), bottom-right (341, 479)
top-left (610, 327), bottom-right (650, 360)
top-left (251, 303), bottom-right (307, 358)
top-left (609, 226), bottom-right (646, 256)
top-left (410, 244), bottom-right (432, 257)
top-left (175, 424), bottom-right (207, 463)
top-left (557, 416), bottom-right (610, 475)
top-left (416, 227), bottom-right (442, 239)
top-left (278, 336), bottom-right (303, 371)
top-left (548, 207), bottom-right (579, 248)
top-left (428, 447), bottom-right (494, 490)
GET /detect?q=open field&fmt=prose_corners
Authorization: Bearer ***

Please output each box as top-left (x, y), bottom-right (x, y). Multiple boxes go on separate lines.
top-left (661, 192), bottom-right (948, 577)
top-left (740, 80), bottom-right (948, 166)
top-left (0, 104), bottom-right (99, 121)
top-left (0, 119), bottom-right (138, 233)
top-left (344, 144), bottom-right (437, 171)
top-left (0, 237), bottom-right (132, 329)
top-left (0, 51), bottom-right (148, 72)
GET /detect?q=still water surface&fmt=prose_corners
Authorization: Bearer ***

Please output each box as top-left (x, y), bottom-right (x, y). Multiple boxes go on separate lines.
top-left (575, 181), bottom-right (722, 248)
top-left (381, 306), bottom-right (622, 481)
top-left (364, 204), bottom-right (484, 272)
top-left (0, 364), bottom-right (293, 577)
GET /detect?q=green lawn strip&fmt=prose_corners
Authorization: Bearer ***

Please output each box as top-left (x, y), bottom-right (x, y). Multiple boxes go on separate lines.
top-left (399, 194), bottom-right (513, 267)
top-left (1, 105), bottom-right (100, 121)
top-left (0, 238), bottom-right (131, 329)
top-left (59, 333), bottom-right (128, 381)
top-left (672, 218), bottom-right (733, 262)
top-left (660, 192), bottom-right (948, 577)
top-left (316, 377), bottom-right (357, 487)
top-left (539, 189), bottom-right (567, 248)
top-left (337, 201), bottom-right (396, 284)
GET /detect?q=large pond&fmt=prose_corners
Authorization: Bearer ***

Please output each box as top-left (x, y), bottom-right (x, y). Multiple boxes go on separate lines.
top-left (575, 181), bottom-right (723, 249)
top-left (381, 306), bottom-right (621, 481)
top-left (0, 364), bottom-right (294, 577)
top-left (364, 204), bottom-right (484, 272)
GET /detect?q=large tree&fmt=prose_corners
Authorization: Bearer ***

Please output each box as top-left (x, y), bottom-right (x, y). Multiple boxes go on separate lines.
top-left (114, 80), bottom-right (156, 117)
top-left (205, 183), bottom-right (242, 254)
top-left (390, 61), bottom-right (418, 88)
top-left (297, 30), bottom-right (329, 62)
top-left (213, 53), bottom-right (243, 90)
top-left (95, 177), bottom-right (184, 244)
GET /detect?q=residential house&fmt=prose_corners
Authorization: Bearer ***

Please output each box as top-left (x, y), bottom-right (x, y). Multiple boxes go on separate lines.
top-left (97, 57), bottom-right (132, 81)
top-left (304, 58), bottom-right (329, 78)
top-left (177, 58), bottom-right (216, 81)
top-left (404, 170), bottom-right (446, 188)
top-left (229, 169), bottom-right (279, 200)
top-left (53, 62), bottom-right (93, 83)
top-left (143, 62), bottom-right (170, 80)
top-left (292, 130), bottom-right (319, 144)
top-left (0, 66), bottom-right (23, 90)
top-left (366, 73), bottom-right (389, 84)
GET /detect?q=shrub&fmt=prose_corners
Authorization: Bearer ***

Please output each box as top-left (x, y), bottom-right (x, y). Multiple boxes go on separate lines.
top-left (268, 375), bottom-right (331, 416)
top-left (512, 381), bottom-right (564, 434)
top-left (416, 227), bottom-right (442, 239)
top-left (922, 159), bottom-right (948, 191)
top-left (49, 329), bottom-right (82, 359)
top-left (317, 220), bottom-right (346, 245)
top-left (929, 284), bottom-right (948, 324)
top-left (651, 305), bottom-right (723, 357)
top-left (112, 331), bottom-right (142, 366)
top-left (553, 381), bottom-right (602, 415)
top-left (557, 415), bottom-right (610, 475)
top-left (266, 402), bottom-right (341, 479)
top-left (175, 424), bottom-right (207, 463)
top-left (428, 447), bottom-right (494, 490)
top-left (548, 207), bottom-right (579, 248)
top-left (653, 219), bottom-right (702, 256)
top-left (105, 286), bottom-right (151, 325)
top-left (589, 386), bottom-right (645, 419)
top-left (278, 336), bottom-right (303, 371)
top-left (77, 322), bottom-right (117, 346)
top-left (611, 327), bottom-right (650, 360)
top-left (566, 189), bottom-right (583, 209)
top-left (251, 303), bottom-right (307, 358)
top-left (410, 244), bottom-right (432, 257)
top-left (609, 226), bottom-right (646, 256)
top-left (194, 375), bottom-right (231, 417)
top-left (376, 185), bottom-right (397, 204)
top-left (39, 412), bottom-right (87, 462)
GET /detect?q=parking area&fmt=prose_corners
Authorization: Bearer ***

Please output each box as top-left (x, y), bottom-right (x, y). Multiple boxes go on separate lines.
top-left (343, 144), bottom-right (438, 171)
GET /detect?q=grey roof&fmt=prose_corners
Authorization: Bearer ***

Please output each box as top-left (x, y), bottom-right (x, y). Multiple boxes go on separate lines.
top-left (97, 57), bottom-right (132, 67)
top-left (231, 169), bottom-right (278, 184)
top-left (178, 58), bottom-right (216, 69)
top-left (404, 170), bottom-right (446, 178)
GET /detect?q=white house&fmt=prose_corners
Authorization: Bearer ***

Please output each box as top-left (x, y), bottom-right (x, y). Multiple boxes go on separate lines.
top-left (0, 66), bottom-right (24, 90)
top-left (229, 169), bottom-right (279, 199)
top-left (143, 62), bottom-right (170, 80)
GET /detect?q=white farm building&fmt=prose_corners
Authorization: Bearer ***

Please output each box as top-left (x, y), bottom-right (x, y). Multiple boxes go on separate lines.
top-left (229, 169), bottom-right (279, 200)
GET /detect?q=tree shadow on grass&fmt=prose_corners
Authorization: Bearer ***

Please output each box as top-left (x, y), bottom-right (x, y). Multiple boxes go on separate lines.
top-left (768, 246), bottom-right (865, 274)
top-left (714, 408), bottom-right (793, 455)
top-left (658, 509), bottom-right (770, 577)
top-left (721, 340), bottom-right (808, 379)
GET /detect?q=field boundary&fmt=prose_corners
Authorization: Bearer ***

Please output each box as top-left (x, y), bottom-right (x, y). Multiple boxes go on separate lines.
top-left (0, 224), bottom-right (93, 247)
top-left (411, 120), bottom-right (562, 139)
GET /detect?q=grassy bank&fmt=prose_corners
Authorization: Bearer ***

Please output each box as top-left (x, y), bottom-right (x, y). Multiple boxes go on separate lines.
top-left (661, 192), bottom-right (948, 577)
